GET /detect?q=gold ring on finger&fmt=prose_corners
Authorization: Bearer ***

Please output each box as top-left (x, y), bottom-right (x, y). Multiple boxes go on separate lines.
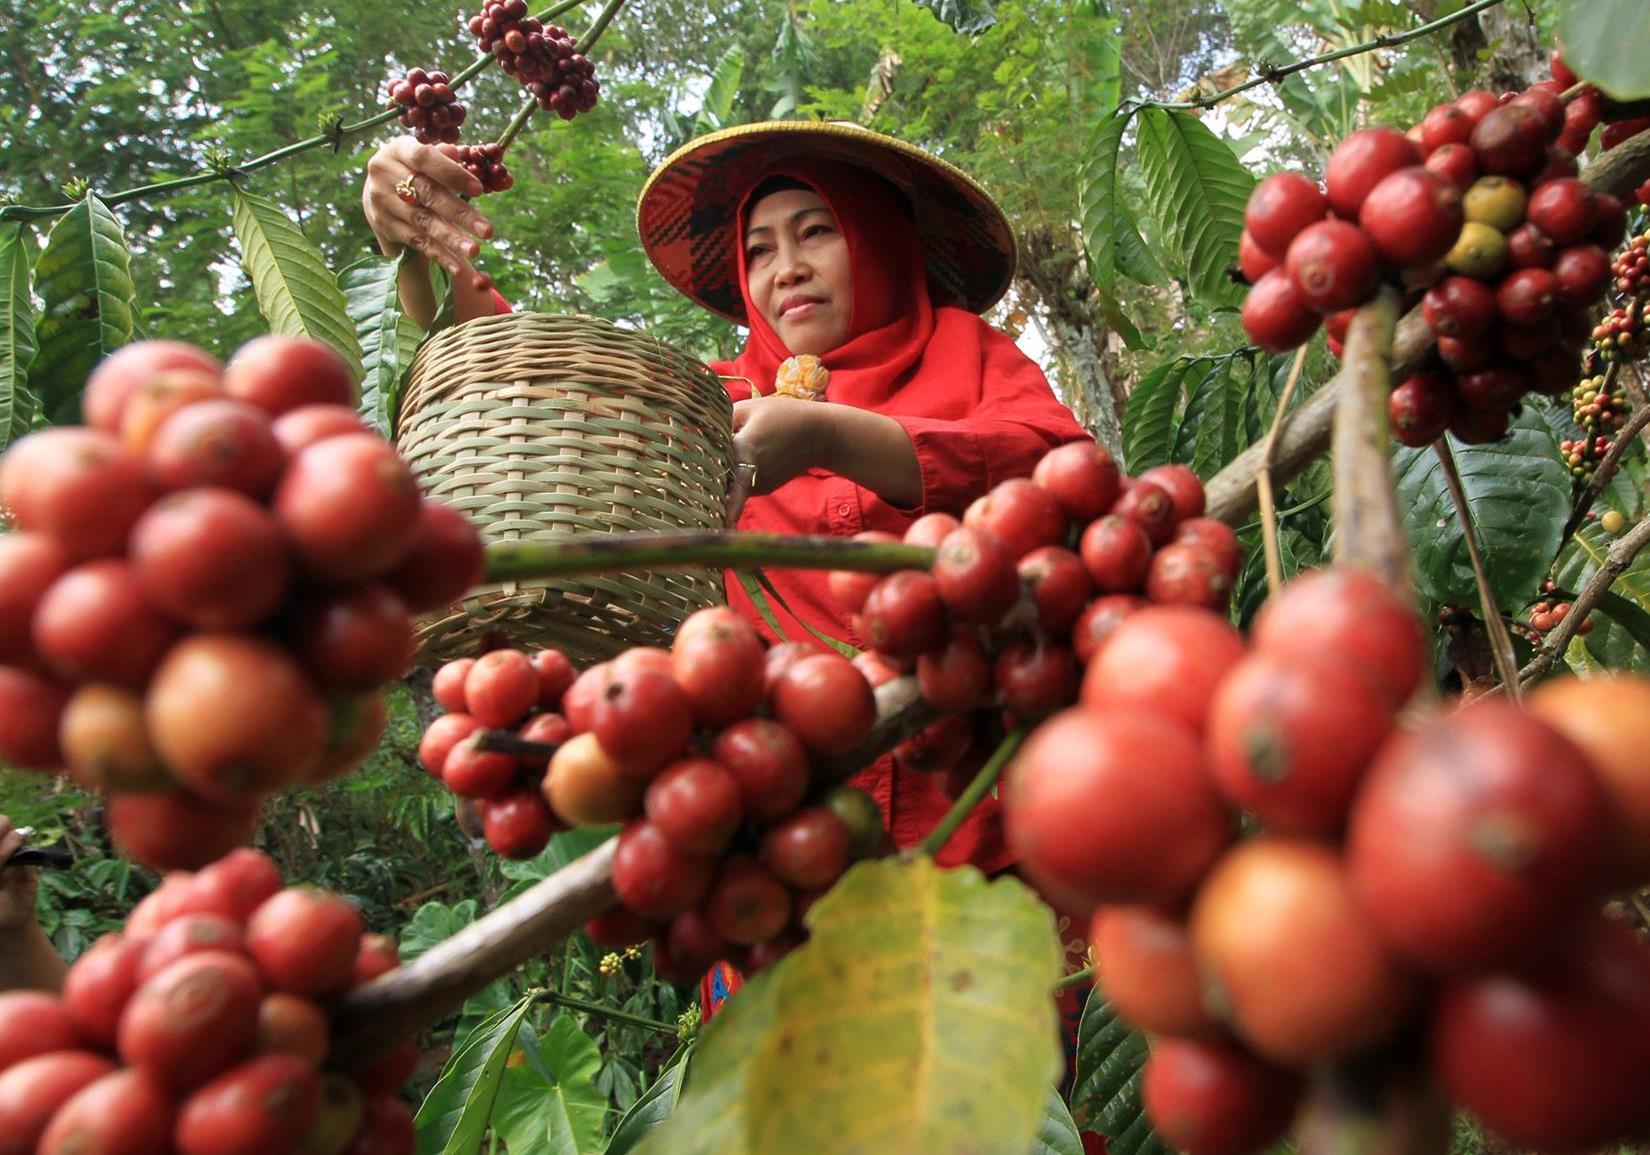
top-left (395, 177), bottom-right (418, 206)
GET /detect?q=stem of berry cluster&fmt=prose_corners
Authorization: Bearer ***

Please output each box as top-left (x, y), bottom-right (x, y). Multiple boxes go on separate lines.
top-left (1433, 439), bottom-right (1522, 702)
top-left (482, 531), bottom-right (936, 584)
top-left (495, 95), bottom-right (540, 153)
top-left (0, 1), bottom-right (588, 224)
top-left (913, 730), bottom-right (1026, 859)
top-left (1520, 512), bottom-right (1650, 688)
top-left (1257, 346), bottom-right (1310, 596)
top-left (1330, 287), bottom-right (1414, 598)
top-left (535, 988), bottom-right (679, 1034)
top-left (575, 0), bottom-right (628, 54)
top-left (1119, 0), bottom-right (1506, 116)
top-left (1053, 966), bottom-right (1093, 994)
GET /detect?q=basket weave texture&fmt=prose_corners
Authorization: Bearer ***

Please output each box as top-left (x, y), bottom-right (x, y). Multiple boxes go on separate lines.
top-left (397, 312), bottom-right (734, 664)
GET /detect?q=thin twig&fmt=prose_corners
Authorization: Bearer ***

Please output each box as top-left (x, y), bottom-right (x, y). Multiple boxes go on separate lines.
top-left (536, 988), bottom-right (678, 1035)
top-left (1257, 346), bottom-right (1309, 597)
top-left (1520, 513), bottom-right (1650, 688)
top-left (0, 0), bottom-right (587, 224)
top-left (484, 532), bottom-right (936, 585)
top-left (475, 730), bottom-right (559, 759)
top-left (495, 95), bottom-right (540, 154)
top-left (1120, 0), bottom-right (1506, 115)
top-left (1054, 966), bottom-right (1094, 994)
top-left (913, 730), bottom-right (1026, 859)
top-left (1434, 439), bottom-right (1522, 701)
top-left (574, 0), bottom-right (628, 54)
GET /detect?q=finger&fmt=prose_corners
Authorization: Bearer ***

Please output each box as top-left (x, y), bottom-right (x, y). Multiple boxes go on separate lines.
top-left (723, 480), bottom-right (749, 528)
top-left (400, 171), bottom-right (494, 241)
top-left (0, 831), bottom-right (20, 865)
top-left (408, 143), bottom-right (488, 201)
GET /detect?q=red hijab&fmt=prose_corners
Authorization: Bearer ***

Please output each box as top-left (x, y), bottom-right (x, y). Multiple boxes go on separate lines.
top-left (708, 158), bottom-right (1044, 407)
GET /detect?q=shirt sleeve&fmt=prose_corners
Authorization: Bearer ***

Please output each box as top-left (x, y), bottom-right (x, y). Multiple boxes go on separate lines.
top-left (490, 288), bottom-right (512, 315)
top-left (890, 338), bottom-right (1090, 516)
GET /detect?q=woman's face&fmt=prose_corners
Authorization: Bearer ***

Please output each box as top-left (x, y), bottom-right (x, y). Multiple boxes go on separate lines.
top-left (744, 188), bottom-right (853, 356)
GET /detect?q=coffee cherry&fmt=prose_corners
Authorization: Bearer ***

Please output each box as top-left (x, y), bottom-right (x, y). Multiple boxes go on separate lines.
top-left (1238, 230), bottom-right (1280, 284)
top-left (1388, 373), bottom-right (1456, 447)
top-left (1462, 176), bottom-right (1527, 233)
top-left (1421, 103), bottom-right (1476, 153)
top-left (1472, 103), bottom-right (1553, 177)
top-left (1553, 245), bottom-right (1611, 306)
top-left (1285, 220), bottom-right (1379, 313)
top-left (1243, 173), bottom-right (1326, 257)
top-left (1526, 178), bottom-right (1597, 246)
top-left (1422, 276), bottom-right (1497, 338)
top-left (1444, 221), bottom-right (1508, 279)
top-left (1449, 406), bottom-right (1511, 444)
top-left (1424, 143), bottom-right (1478, 190)
top-left (1455, 366), bottom-right (1526, 413)
top-left (1496, 268), bottom-right (1559, 325)
top-left (1506, 222), bottom-right (1556, 269)
top-left (1242, 269), bottom-right (1320, 352)
top-left (1325, 128), bottom-right (1422, 220)
top-left (1360, 168), bottom-right (1464, 267)
top-left (386, 70), bottom-right (465, 145)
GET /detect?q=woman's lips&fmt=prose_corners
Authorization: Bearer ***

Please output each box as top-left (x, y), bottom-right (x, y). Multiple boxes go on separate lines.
top-left (778, 299), bottom-right (823, 321)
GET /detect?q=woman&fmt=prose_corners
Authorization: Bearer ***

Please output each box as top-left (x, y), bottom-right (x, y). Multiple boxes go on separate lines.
top-left (0, 816), bottom-right (68, 992)
top-left (365, 123), bottom-right (1098, 1106)
top-left (363, 121), bottom-right (1089, 870)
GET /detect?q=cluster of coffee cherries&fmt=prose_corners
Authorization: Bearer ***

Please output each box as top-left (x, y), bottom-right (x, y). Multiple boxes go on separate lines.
top-left (418, 609), bottom-right (888, 983)
top-left (1560, 370), bottom-right (1629, 483)
top-left (828, 444), bottom-right (1240, 791)
top-left (451, 142), bottom-right (514, 193)
top-left (0, 848), bottom-right (416, 1155)
top-left (1240, 71), bottom-right (1627, 447)
top-left (385, 67), bottom-right (466, 145)
top-left (1551, 49), bottom-right (1650, 154)
top-left (0, 337), bottom-right (485, 871)
top-left (1589, 237), bottom-right (1650, 362)
top-left (1525, 598), bottom-right (1593, 636)
top-left (1002, 566), bottom-right (1650, 1155)
top-left (468, 0), bottom-right (599, 120)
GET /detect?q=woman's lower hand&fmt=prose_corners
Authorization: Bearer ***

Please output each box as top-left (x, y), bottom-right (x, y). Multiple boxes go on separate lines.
top-left (725, 396), bottom-right (834, 524)
top-left (362, 136), bottom-right (495, 283)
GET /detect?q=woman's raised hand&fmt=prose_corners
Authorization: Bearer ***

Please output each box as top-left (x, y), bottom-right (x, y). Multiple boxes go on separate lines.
top-left (362, 136), bottom-right (495, 282)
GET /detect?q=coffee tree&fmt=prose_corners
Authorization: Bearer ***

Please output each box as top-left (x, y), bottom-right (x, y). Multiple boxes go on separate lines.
top-left (7, 0), bottom-right (1650, 1153)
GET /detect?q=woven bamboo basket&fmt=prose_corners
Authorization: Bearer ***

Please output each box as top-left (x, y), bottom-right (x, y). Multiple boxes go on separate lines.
top-left (396, 312), bottom-right (734, 664)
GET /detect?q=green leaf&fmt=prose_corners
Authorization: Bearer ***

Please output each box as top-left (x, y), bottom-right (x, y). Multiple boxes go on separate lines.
top-left (753, 569), bottom-right (858, 656)
top-left (1134, 109), bottom-right (1254, 306)
top-left (604, 1045), bottom-right (691, 1155)
top-left (643, 860), bottom-right (1064, 1155)
top-left (1121, 360), bottom-right (1187, 472)
top-left (492, 1015), bottom-right (606, 1155)
top-left (0, 225), bottom-right (40, 447)
top-left (231, 188), bottom-right (363, 382)
top-left (340, 254), bottom-right (409, 438)
top-left (1175, 358), bottom-right (1245, 477)
top-left (1068, 998), bottom-right (1164, 1155)
top-left (1554, 522), bottom-right (1650, 674)
top-left (696, 47), bottom-right (745, 132)
top-left (911, 0), bottom-right (997, 34)
top-left (1557, 0), bottom-right (1650, 100)
top-left (1394, 413), bottom-right (1572, 611)
top-left (415, 996), bottom-right (535, 1155)
top-left (1026, 1090), bottom-right (1084, 1155)
top-left (30, 194), bottom-right (136, 424)
top-left (1078, 112), bottom-right (1152, 295)
top-left (500, 827), bottom-right (617, 883)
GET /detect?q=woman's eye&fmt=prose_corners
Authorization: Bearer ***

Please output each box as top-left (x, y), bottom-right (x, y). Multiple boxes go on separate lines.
top-left (746, 245), bottom-right (772, 262)
top-left (802, 224), bottom-right (832, 239)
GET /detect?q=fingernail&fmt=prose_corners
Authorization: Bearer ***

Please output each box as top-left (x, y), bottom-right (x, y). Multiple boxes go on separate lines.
top-left (477, 218), bottom-right (493, 237)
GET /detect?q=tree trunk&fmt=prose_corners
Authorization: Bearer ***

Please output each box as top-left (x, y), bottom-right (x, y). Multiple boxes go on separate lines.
top-left (1478, 4), bottom-right (1548, 91)
top-left (1016, 225), bottom-right (1125, 461)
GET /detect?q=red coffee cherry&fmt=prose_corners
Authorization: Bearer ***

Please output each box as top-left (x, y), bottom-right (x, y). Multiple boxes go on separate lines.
top-left (1497, 267), bottom-right (1560, 325)
top-left (1243, 172), bottom-right (1326, 258)
top-left (1421, 276), bottom-right (1497, 338)
top-left (1387, 373), bottom-right (1457, 448)
top-left (1238, 230), bottom-right (1280, 283)
top-left (1241, 269), bottom-right (1320, 353)
top-left (1358, 167), bottom-right (1464, 267)
top-left (1285, 220), bottom-right (1379, 313)
top-left (1471, 103), bottom-right (1553, 177)
top-left (1526, 178), bottom-right (1598, 246)
top-left (1325, 128), bottom-right (1422, 220)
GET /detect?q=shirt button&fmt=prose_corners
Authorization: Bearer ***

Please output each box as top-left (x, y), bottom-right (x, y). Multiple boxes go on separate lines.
top-left (836, 502), bottom-right (852, 516)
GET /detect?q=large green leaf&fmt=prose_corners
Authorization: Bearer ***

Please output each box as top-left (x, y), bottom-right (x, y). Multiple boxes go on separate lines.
top-left (1133, 109), bottom-right (1253, 306)
top-left (642, 859), bottom-right (1064, 1155)
top-left (1068, 998), bottom-right (1163, 1155)
top-left (1076, 110), bottom-right (1164, 299)
top-left (30, 194), bottom-right (136, 424)
top-left (1557, 0), bottom-right (1650, 100)
top-left (1121, 360), bottom-right (1187, 472)
top-left (1026, 1090), bottom-right (1084, 1155)
top-left (340, 254), bottom-right (410, 438)
top-left (231, 188), bottom-right (363, 382)
top-left (696, 46), bottom-right (745, 133)
top-left (416, 996), bottom-right (536, 1155)
top-left (1553, 522), bottom-right (1650, 674)
top-left (0, 225), bottom-right (40, 446)
top-left (911, 0), bottom-right (997, 34)
top-left (1174, 357), bottom-right (1245, 477)
top-left (604, 1046), bottom-right (691, 1155)
top-left (492, 1015), bottom-right (606, 1155)
top-left (1393, 413), bottom-right (1571, 612)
